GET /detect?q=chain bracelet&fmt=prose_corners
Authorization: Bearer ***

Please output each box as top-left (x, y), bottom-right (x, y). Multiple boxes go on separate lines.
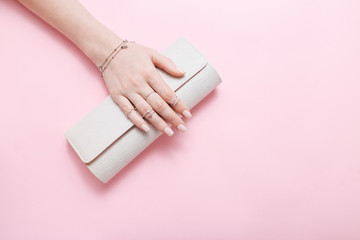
top-left (98, 39), bottom-right (135, 78)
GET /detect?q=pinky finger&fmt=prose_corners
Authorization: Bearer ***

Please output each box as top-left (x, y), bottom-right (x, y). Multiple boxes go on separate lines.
top-left (112, 95), bottom-right (151, 132)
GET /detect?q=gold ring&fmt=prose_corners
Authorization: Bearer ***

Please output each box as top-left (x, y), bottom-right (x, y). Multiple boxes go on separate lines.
top-left (169, 95), bottom-right (180, 107)
top-left (143, 109), bottom-right (155, 119)
top-left (126, 108), bottom-right (136, 119)
top-left (145, 90), bottom-right (156, 101)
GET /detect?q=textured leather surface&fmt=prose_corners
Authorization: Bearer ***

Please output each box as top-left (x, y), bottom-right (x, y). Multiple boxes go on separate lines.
top-left (64, 37), bottom-right (222, 183)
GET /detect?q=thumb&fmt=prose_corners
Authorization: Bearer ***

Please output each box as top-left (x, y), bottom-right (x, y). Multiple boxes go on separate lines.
top-left (151, 49), bottom-right (185, 76)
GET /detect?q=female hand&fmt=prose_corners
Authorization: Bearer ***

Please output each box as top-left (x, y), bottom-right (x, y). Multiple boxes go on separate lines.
top-left (101, 40), bottom-right (192, 136)
top-left (15, 0), bottom-right (191, 136)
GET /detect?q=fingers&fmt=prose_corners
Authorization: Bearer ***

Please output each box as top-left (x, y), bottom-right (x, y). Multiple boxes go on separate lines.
top-left (127, 93), bottom-right (176, 137)
top-left (110, 78), bottom-right (191, 137)
top-left (147, 69), bottom-right (192, 120)
top-left (111, 95), bottom-right (150, 133)
top-left (107, 46), bottom-right (192, 137)
top-left (138, 80), bottom-right (190, 132)
top-left (151, 49), bottom-right (185, 77)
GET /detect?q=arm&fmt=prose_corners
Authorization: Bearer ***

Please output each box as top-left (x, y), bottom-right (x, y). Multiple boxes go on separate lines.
top-left (17, 0), bottom-right (192, 136)
top-left (17, 0), bottom-right (120, 66)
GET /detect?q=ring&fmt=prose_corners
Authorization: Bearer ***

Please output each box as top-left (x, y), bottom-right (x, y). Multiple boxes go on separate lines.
top-left (169, 95), bottom-right (180, 107)
top-left (126, 107), bottom-right (137, 119)
top-left (143, 109), bottom-right (155, 119)
top-left (145, 90), bottom-right (156, 101)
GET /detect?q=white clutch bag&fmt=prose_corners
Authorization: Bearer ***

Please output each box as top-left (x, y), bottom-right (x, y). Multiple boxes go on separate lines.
top-left (65, 37), bottom-right (222, 183)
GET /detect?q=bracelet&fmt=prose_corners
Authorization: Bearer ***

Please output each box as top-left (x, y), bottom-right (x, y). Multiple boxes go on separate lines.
top-left (98, 39), bottom-right (135, 78)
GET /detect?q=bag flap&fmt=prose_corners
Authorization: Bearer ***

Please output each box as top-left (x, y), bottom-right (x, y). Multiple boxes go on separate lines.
top-left (64, 37), bottom-right (207, 164)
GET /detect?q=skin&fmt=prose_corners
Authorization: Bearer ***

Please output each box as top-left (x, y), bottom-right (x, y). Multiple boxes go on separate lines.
top-left (16, 0), bottom-right (192, 137)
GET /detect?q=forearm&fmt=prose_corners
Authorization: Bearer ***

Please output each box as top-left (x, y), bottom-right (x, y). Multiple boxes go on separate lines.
top-left (17, 0), bottom-right (121, 66)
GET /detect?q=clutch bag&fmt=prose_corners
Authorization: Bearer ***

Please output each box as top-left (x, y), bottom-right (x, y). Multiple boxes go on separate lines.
top-left (64, 37), bottom-right (222, 183)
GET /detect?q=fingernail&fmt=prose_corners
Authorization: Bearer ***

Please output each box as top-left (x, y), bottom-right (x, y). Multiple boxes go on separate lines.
top-left (182, 110), bottom-right (192, 119)
top-left (141, 124), bottom-right (150, 132)
top-left (175, 66), bottom-right (186, 74)
top-left (177, 124), bottom-right (187, 132)
top-left (164, 127), bottom-right (174, 136)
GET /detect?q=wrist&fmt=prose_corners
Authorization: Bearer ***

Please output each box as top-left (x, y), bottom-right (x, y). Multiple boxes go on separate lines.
top-left (76, 24), bottom-right (123, 68)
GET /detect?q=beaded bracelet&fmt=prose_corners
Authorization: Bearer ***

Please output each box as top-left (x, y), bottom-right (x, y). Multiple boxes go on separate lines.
top-left (98, 39), bottom-right (135, 77)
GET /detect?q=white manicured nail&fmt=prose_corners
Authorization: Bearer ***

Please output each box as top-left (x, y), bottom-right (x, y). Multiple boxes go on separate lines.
top-left (182, 110), bottom-right (192, 119)
top-left (141, 124), bottom-right (150, 132)
top-left (164, 127), bottom-right (174, 136)
top-left (177, 124), bottom-right (187, 132)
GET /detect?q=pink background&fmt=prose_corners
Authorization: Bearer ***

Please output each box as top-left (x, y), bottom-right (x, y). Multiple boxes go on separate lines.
top-left (1, 0), bottom-right (360, 239)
